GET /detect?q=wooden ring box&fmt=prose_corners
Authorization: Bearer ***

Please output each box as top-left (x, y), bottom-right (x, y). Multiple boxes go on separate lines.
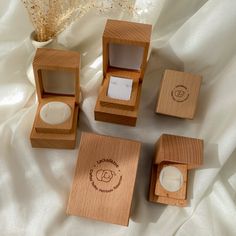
top-left (149, 134), bottom-right (204, 207)
top-left (67, 132), bottom-right (141, 226)
top-left (156, 70), bottom-right (202, 119)
top-left (95, 19), bottom-right (152, 126)
top-left (30, 48), bottom-right (80, 149)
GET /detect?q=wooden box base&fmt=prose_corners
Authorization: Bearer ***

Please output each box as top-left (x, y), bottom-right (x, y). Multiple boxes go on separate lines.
top-left (149, 163), bottom-right (188, 207)
top-left (94, 84), bottom-right (142, 126)
top-left (30, 105), bottom-right (79, 149)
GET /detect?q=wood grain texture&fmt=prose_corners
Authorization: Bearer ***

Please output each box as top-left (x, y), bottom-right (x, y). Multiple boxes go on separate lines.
top-left (156, 69), bottom-right (202, 119)
top-left (106, 67), bottom-right (141, 78)
top-left (95, 19), bottom-right (151, 126)
top-left (33, 48), bottom-right (80, 104)
top-left (154, 134), bottom-right (204, 169)
top-left (103, 19), bottom-right (152, 44)
top-left (67, 132), bottom-right (141, 226)
top-left (94, 84), bottom-right (142, 126)
top-left (30, 48), bottom-right (80, 149)
top-left (149, 134), bottom-right (203, 207)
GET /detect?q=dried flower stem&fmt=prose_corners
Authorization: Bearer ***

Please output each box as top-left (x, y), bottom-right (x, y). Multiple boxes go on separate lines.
top-left (22, 0), bottom-right (138, 42)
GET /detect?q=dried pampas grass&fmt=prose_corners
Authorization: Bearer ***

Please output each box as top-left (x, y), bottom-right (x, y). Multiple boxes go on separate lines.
top-left (22, 0), bottom-right (138, 42)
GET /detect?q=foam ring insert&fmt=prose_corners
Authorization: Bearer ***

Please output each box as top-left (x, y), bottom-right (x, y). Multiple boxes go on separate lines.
top-left (159, 166), bottom-right (184, 192)
top-left (107, 76), bottom-right (133, 101)
top-left (40, 101), bottom-right (71, 125)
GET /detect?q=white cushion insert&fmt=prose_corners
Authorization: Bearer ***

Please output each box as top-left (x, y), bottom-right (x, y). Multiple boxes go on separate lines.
top-left (40, 101), bottom-right (71, 125)
top-left (107, 76), bottom-right (133, 101)
top-left (159, 166), bottom-right (184, 192)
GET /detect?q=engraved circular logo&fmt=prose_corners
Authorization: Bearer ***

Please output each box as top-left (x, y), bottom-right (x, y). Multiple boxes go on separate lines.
top-left (171, 85), bottom-right (189, 102)
top-left (89, 159), bottom-right (122, 193)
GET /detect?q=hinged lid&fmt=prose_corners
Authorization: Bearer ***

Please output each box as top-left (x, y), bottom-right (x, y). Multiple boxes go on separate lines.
top-left (103, 19), bottom-right (152, 82)
top-left (33, 48), bottom-right (80, 104)
top-left (156, 70), bottom-right (202, 119)
top-left (155, 134), bottom-right (203, 169)
top-left (67, 132), bottom-right (141, 226)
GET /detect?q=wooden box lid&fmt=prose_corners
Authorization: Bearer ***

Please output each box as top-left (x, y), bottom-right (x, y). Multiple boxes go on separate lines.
top-left (103, 19), bottom-right (152, 44)
top-left (67, 132), bottom-right (141, 226)
top-left (33, 48), bottom-right (80, 104)
top-left (156, 70), bottom-right (202, 119)
top-left (154, 134), bottom-right (203, 169)
top-left (103, 19), bottom-right (152, 82)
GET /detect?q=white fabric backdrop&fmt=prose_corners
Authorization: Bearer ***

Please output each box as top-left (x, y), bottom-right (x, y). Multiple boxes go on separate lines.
top-left (1, 0), bottom-right (236, 235)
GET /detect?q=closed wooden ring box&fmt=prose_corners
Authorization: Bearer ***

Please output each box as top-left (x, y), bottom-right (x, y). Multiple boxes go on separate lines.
top-left (149, 134), bottom-right (204, 207)
top-left (30, 48), bottom-right (80, 149)
top-left (94, 19), bottom-right (152, 126)
top-left (67, 132), bottom-right (141, 226)
top-left (156, 69), bottom-right (202, 119)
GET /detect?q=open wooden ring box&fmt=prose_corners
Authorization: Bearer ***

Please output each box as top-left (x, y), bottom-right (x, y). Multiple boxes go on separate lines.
top-left (149, 134), bottom-right (204, 207)
top-left (94, 19), bottom-right (152, 126)
top-left (30, 48), bottom-right (80, 149)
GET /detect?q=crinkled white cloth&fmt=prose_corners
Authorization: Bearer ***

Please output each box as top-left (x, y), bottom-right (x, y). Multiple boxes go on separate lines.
top-left (1, 0), bottom-right (236, 235)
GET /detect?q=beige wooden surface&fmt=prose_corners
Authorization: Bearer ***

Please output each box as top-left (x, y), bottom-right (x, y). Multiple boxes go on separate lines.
top-left (103, 19), bottom-right (152, 81)
top-left (67, 132), bottom-right (141, 226)
top-left (156, 69), bottom-right (202, 119)
top-left (154, 134), bottom-right (204, 169)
